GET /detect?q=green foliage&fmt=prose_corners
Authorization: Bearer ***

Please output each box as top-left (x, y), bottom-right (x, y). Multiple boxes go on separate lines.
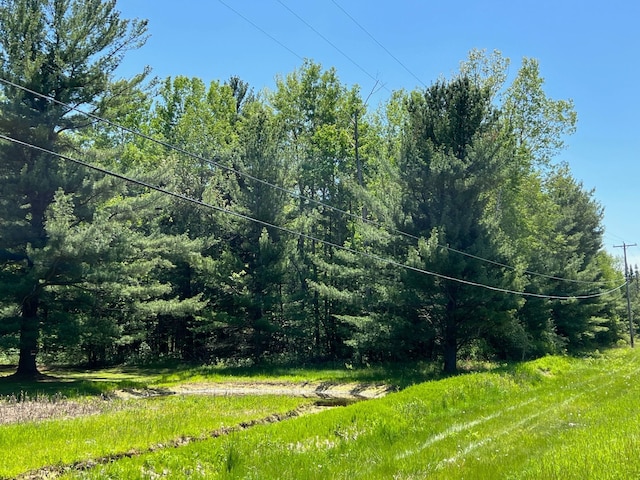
top-left (395, 74), bottom-right (523, 372)
top-left (0, 0), bottom-right (148, 376)
top-left (0, 11), bottom-right (624, 375)
top-left (502, 57), bottom-right (578, 166)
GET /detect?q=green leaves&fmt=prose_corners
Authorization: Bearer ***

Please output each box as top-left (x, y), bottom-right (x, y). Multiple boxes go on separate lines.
top-left (502, 58), bottom-right (577, 166)
top-left (0, 20), bottom-right (621, 373)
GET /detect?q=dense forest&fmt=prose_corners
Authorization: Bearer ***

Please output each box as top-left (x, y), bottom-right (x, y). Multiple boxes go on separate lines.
top-left (0, 0), bottom-right (634, 378)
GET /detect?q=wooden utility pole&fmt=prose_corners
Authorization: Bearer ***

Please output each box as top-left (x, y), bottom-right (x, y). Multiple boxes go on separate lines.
top-left (615, 242), bottom-right (637, 347)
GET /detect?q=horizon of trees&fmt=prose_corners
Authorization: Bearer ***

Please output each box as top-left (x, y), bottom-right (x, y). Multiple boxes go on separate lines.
top-left (0, 0), bottom-right (631, 378)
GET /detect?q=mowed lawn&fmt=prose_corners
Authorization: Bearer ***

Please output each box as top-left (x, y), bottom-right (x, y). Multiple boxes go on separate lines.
top-left (2, 349), bottom-right (640, 479)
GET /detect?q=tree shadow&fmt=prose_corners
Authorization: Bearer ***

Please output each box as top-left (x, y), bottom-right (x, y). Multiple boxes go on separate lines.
top-left (0, 368), bottom-right (136, 398)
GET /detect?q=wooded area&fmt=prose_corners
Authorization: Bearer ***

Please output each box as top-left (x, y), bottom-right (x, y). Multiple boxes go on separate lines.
top-left (0, 0), bottom-right (633, 378)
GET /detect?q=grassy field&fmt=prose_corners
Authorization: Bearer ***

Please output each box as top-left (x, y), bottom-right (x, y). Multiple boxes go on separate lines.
top-left (2, 349), bottom-right (640, 479)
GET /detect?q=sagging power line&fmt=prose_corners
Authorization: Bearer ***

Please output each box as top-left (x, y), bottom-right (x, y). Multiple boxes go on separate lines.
top-left (0, 132), bottom-right (626, 301)
top-left (329, 0), bottom-right (427, 88)
top-left (0, 76), bottom-right (607, 287)
top-left (274, 0), bottom-right (386, 89)
top-left (217, 0), bottom-right (304, 62)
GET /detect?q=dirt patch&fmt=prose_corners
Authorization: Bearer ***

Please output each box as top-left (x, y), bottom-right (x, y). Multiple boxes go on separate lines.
top-left (169, 381), bottom-right (396, 400)
top-left (0, 381), bottom-right (395, 426)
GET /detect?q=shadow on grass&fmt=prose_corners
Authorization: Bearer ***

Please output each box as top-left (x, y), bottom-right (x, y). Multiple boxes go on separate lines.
top-left (0, 356), bottom-right (512, 397)
top-left (0, 366), bottom-right (147, 398)
top-left (154, 360), bottom-right (449, 389)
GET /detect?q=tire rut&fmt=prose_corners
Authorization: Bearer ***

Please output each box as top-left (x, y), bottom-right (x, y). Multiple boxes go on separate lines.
top-left (13, 403), bottom-right (325, 480)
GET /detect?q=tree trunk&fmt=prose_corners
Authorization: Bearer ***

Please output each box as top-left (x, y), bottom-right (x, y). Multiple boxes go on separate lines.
top-left (443, 338), bottom-right (458, 374)
top-left (15, 295), bottom-right (41, 378)
top-left (443, 302), bottom-right (458, 374)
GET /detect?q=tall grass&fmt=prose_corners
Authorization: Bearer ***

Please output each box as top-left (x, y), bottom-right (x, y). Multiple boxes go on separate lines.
top-left (62, 349), bottom-right (640, 479)
top-left (0, 395), bottom-right (312, 478)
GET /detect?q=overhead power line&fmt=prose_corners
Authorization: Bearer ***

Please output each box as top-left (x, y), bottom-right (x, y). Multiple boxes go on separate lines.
top-left (0, 132), bottom-right (626, 301)
top-left (329, 0), bottom-right (427, 88)
top-left (274, 0), bottom-right (388, 90)
top-left (0, 76), bottom-right (608, 287)
top-left (217, 0), bottom-right (304, 62)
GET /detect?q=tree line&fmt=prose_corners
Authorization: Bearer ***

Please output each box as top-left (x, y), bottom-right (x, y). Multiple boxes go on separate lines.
top-left (0, 0), bottom-right (629, 378)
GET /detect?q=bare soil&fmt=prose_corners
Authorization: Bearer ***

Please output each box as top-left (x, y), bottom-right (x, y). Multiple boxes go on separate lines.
top-left (167, 380), bottom-right (395, 400)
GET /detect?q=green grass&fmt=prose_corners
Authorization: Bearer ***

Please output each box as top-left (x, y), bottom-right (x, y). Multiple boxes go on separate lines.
top-left (4, 350), bottom-right (640, 478)
top-left (0, 394), bottom-right (313, 479)
top-left (57, 349), bottom-right (640, 479)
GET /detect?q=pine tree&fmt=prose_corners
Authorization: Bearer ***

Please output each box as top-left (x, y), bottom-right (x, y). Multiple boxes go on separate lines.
top-left (397, 76), bottom-right (518, 373)
top-left (270, 60), bottom-right (360, 359)
top-left (0, 0), bottom-right (147, 377)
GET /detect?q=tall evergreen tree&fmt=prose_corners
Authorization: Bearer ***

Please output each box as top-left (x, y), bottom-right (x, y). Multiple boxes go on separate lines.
top-left (212, 102), bottom-right (291, 360)
top-left (0, 0), bottom-right (147, 377)
top-left (543, 168), bottom-right (610, 350)
top-left (270, 60), bottom-right (362, 359)
top-left (398, 76), bottom-right (519, 373)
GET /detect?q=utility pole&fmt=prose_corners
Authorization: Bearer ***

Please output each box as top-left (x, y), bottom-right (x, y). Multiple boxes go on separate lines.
top-left (615, 242), bottom-right (637, 347)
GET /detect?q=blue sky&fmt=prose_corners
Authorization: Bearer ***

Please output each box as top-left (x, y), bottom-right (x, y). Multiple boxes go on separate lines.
top-left (115, 0), bottom-right (640, 265)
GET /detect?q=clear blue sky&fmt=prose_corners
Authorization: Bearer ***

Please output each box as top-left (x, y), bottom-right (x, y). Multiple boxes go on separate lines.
top-left (115, 0), bottom-right (640, 266)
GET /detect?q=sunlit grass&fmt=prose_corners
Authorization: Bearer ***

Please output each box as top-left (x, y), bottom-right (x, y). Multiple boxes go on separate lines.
top-left (61, 348), bottom-right (640, 479)
top-left (0, 394), bottom-right (312, 479)
top-left (4, 349), bottom-right (639, 478)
